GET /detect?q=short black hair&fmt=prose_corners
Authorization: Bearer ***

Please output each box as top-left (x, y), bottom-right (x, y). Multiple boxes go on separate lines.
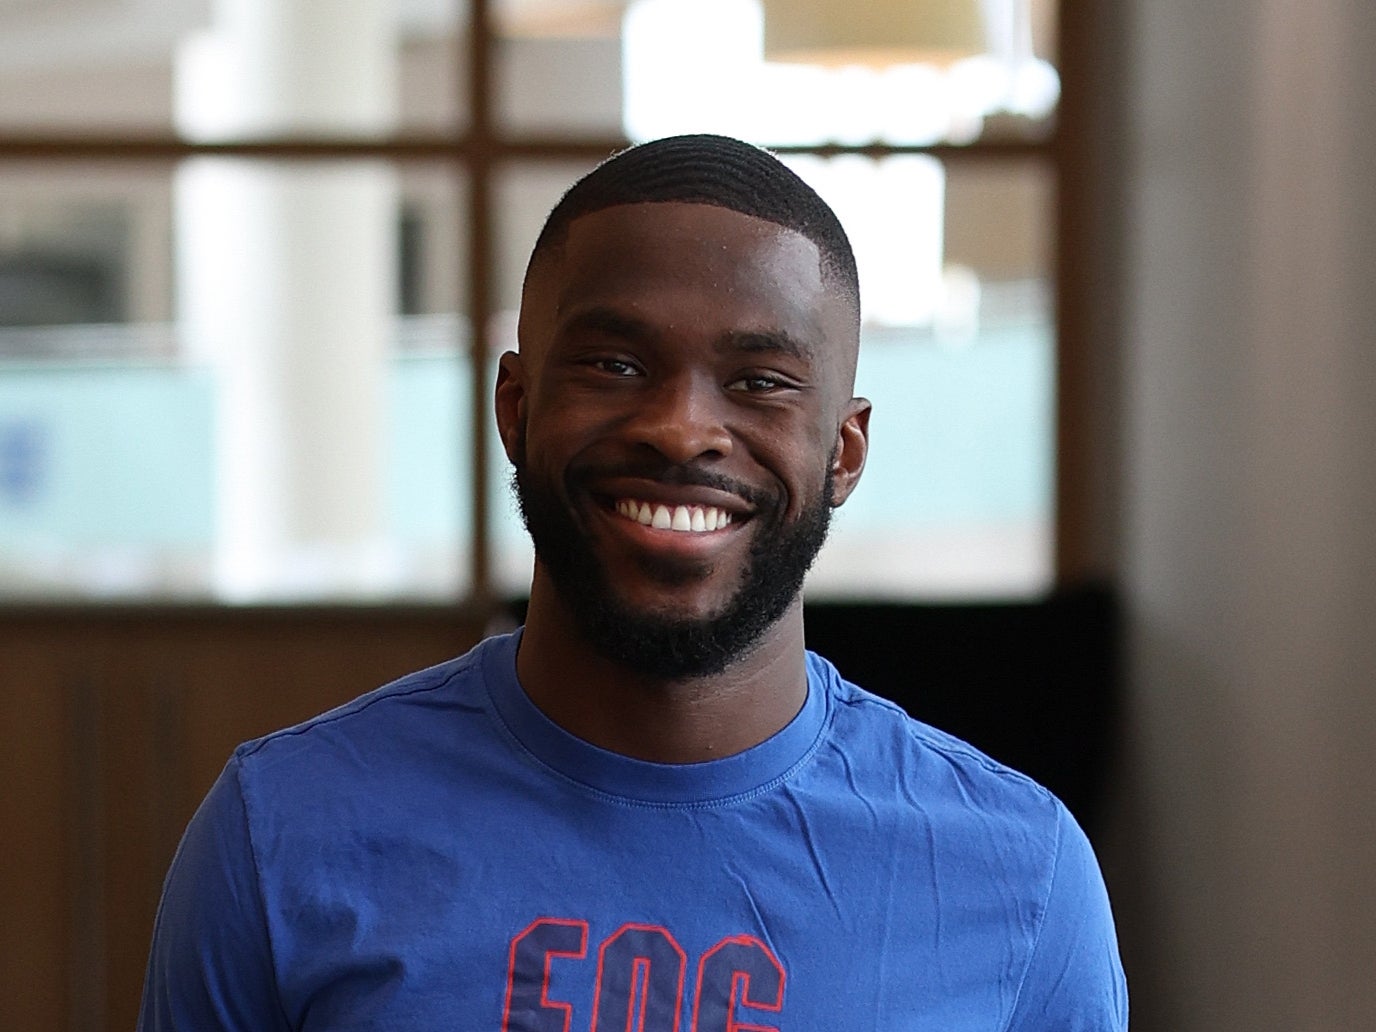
top-left (528, 134), bottom-right (860, 316)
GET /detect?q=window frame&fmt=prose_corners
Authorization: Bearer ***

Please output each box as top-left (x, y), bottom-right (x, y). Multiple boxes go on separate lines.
top-left (0, 0), bottom-right (1097, 604)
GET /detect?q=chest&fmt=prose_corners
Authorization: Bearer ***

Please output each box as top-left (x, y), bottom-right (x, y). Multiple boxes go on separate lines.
top-left (256, 790), bottom-right (1035, 1031)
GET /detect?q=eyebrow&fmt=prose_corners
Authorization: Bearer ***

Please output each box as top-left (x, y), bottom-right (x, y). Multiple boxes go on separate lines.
top-left (720, 329), bottom-right (813, 362)
top-left (558, 307), bottom-right (654, 344)
top-left (560, 306), bottom-right (814, 360)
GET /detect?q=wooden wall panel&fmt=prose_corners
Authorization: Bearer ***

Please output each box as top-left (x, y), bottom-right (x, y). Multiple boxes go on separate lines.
top-left (1, 638), bottom-right (73, 1031)
top-left (0, 605), bottom-right (486, 1032)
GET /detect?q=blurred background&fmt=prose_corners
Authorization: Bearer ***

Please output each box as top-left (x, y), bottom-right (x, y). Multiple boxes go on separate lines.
top-left (1, 1), bottom-right (1372, 1029)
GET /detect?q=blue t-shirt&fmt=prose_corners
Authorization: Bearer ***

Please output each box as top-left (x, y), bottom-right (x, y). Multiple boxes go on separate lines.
top-left (139, 631), bottom-right (1127, 1030)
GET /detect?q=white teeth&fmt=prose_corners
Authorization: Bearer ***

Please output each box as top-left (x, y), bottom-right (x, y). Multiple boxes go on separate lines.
top-left (614, 499), bottom-right (734, 534)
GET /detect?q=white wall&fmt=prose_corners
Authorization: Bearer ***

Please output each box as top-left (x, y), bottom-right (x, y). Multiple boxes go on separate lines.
top-left (1117, 1), bottom-right (1376, 1028)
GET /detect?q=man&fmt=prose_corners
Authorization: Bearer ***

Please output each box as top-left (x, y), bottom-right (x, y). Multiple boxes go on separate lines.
top-left (140, 134), bottom-right (1127, 1030)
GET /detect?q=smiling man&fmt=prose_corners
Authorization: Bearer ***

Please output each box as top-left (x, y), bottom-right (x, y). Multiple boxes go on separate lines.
top-left (140, 135), bottom-right (1127, 1031)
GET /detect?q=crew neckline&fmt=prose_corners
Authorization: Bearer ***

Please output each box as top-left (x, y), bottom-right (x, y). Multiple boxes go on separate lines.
top-left (480, 630), bottom-right (832, 806)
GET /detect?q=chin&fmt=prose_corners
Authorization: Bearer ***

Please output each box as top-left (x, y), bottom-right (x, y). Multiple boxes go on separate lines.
top-left (515, 458), bottom-right (832, 679)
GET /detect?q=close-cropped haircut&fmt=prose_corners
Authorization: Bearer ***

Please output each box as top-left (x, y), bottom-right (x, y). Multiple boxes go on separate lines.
top-left (527, 134), bottom-right (860, 317)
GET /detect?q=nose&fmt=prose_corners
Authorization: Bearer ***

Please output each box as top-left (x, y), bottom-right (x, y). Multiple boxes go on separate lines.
top-left (623, 372), bottom-right (733, 464)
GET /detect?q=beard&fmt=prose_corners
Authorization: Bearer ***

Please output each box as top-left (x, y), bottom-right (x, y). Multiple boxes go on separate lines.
top-left (512, 453), bottom-right (834, 680)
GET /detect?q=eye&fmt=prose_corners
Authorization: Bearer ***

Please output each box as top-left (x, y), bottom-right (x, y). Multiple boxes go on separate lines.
top-left (727, 373), bottom-right (789, 393)
top-left (590, 357), bottom-right (641, 377)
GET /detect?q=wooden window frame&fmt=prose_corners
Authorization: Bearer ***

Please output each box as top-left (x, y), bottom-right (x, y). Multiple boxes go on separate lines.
top-left (0, 0), bottom-right (1102, 604)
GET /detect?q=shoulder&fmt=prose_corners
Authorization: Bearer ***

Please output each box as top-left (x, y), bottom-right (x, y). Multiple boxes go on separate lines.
top-left (227, 633), bottom-right (515, 817)
top-left (242, 643), bottom-right (485, 750)
top-left (806, 651), bottom-right (1127, 1028)
top-left (807, 650), bottom-right (1070, 909)
top-left (810, 649), bottom-right (1062, 829)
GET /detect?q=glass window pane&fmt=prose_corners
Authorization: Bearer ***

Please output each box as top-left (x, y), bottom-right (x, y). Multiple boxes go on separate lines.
top-left (0, 160), bottom-right (471, 602)
top-left (0, 2), bottom-right (465, 136)
top-left (495, 34), bottom-right (625, 136)
top-left (621, 0), bottom-right (1058, 146)
top-left (804, 156), bottom-right (1055, 598)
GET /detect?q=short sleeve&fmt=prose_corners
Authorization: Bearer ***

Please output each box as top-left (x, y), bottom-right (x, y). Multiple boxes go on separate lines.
top-left (1004, 804), bottom-right (1129, 1032)
top-left (137, 757), bottom-right (291, 1032)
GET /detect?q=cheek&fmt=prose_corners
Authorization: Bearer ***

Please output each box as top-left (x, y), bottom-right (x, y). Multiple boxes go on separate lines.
top-left (793, 438), bottom-right (840, 510)
top-left (517, 401), bottom-right (598, 478)
top-left (754, 448), bottom-right (822, 521)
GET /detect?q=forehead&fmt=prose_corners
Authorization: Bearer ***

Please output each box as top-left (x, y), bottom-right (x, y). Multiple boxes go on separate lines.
top-left (521, 202), bottom-right (857, 376)
top-left (553, 201), bottom-right (821, 292)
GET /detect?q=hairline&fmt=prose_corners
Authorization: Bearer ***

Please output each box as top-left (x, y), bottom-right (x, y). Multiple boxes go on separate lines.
top-left (524, 198), bottom-right (862, 328)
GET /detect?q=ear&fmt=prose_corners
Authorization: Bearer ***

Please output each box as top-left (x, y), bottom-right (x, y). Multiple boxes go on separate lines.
top-left (494, 351), bottom-right (528, 463)
top-left (828, 397), bottom-right (871, 507)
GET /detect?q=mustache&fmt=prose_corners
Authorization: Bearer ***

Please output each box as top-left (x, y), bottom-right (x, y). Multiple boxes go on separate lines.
top-left (566, 458), bottom-right (775, 512)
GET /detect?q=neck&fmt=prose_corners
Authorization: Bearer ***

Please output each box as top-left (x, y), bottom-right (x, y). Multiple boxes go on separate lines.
top-left (514, 570), bottom-right (808, 764)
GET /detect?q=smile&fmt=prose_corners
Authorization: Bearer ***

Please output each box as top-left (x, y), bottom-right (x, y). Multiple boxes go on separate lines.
top-left (614, 499), bottom-right (735, 534)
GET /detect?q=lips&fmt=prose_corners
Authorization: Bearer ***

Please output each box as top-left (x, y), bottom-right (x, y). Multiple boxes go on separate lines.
top-left (568, 463), bottom-right (768, 561)
top-left (614, 499), bottom-right (734, 533)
